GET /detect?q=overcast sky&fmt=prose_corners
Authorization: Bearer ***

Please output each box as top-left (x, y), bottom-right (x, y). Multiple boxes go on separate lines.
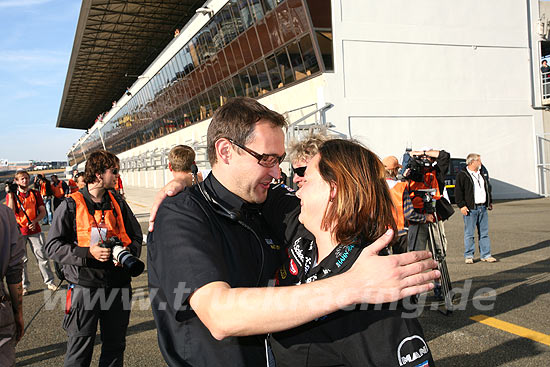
top-left (0, 0), bottom-right (83, 162)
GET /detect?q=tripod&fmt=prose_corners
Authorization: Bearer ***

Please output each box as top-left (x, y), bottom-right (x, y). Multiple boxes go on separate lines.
top-left (412, 189), bottom-right (454, 314)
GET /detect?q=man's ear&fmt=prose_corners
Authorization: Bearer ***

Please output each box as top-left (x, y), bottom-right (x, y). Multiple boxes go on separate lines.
top-left (95, 172), bottom-right (103, 183)
top-left (215, 138), bottom-right (233, 164)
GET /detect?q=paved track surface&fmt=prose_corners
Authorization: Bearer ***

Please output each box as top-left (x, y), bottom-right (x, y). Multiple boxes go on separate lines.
top-left (13, 185), bottom-right (550, 366)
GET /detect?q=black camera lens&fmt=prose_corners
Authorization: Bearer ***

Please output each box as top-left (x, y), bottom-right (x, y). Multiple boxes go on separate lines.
top-left (115, 249), bottom-right (145, 277)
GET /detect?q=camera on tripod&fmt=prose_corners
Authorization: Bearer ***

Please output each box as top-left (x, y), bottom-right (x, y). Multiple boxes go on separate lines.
top-left (4, 180), bottom-right (18, 193)
top-left (100, 236), bottom-right (144, 277)
top-left (415, 188), bottom-right (437, 214)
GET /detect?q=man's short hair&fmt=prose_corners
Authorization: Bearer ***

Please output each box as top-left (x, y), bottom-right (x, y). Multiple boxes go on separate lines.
top-left (288, 133), bottom-right (328, 165)
top-left (206, 97), bottom-right (287, 165)
top-left (466, 153), bottom-right (480, 165)
top-left (84, 150), bottom-right (119, 184)
top-left (169, 145), bottom-right (196, 172)
top-left (14, 170), bottom-right (29, 180)
top-left (543, 60), bottom-right (548, 65)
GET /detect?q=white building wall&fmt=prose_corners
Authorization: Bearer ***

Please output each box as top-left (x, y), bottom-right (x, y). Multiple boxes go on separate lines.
top-left (320, 0), bottom-right (544, 199)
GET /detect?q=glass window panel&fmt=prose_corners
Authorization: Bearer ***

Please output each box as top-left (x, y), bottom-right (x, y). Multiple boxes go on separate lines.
top-left (208, 87), bottom-right (221, 116)
top-left (210, 16), bottom-right (223, 52)
top-left (204, 63), bottom-right (216, 89)
top-left (276, 47), bottom-right (295, 85)
top-left (265, 12), bottom-right (282, 49)
top-left (256, 61), bottom-right (272, 95)
top-left (248, 0), bottom-right (265, 22)
top-left (265, 54), bottom-right (282, 89)
top-left (238, 69), bottom-right (253, 97)
top-left (211, 54), bottom-right (223, 83)
top-left (174, 51), bottom-right (186, 77)
top-left (189, 38), bottom-right (201, 66)
top-left (276, 2), bottom-right (295, 43)
top-left (238, 0), bottom-right (253, 29)
top-left (217, 49), bottom-right (231, 79)
top-left (247, 64), bottom-right (260, 97)
top-left (287, 0), bottom-right (307, 36)
top-left (198, 93), bottom-right (210, 121)
top-left (220, 7), bottom-right (238, 45)
top-left (239, 32), bottom-right (254, 65)
top-left (231, 42), bottom-right (246, 70)
top-left (255, 20), bottom-right (272, 55)
top-left (299, 35), bottom-right (320, 75)
top-left (232, 74), bottom-right (245, 96)
top-left (188, 98), bottom-right (200, 122)
top-left (229, 0), bottom-right (245, 34)
top-left (262, 0), bottom-right (277, 12)
top-left (246, 26), bottom-right (263, 61)
top-left (316, 31), bottom-right (334, 71)
top-left (286, 41), bottom-right (307, 80)
top-left (224, 46), bottom-right (238, 74)
top-left (183, 46), bottom-right (195, 74)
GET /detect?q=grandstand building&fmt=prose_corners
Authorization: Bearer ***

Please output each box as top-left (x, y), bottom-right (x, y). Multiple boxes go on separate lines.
top-left (59, 0), bottom-right (550, 199)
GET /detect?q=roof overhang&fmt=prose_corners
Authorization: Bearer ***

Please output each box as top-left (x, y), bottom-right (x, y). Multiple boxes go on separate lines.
top-left (57, 0), bottom-right (205, 130)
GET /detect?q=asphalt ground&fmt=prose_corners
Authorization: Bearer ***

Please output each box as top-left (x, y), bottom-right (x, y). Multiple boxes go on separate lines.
top-left (12, 186), bottom-right (550, 366)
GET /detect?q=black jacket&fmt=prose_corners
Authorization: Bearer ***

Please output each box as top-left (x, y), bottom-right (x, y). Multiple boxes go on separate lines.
top-left (455, 166), bottom-right (492, 210)
top-left (45, 187), bottom-right (142, 288)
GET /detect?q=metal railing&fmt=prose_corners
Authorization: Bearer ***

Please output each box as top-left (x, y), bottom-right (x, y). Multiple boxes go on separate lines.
top-left (285, 102), bottom-right (335, 144)
top-left (536, 133), bottom-right (550, 196)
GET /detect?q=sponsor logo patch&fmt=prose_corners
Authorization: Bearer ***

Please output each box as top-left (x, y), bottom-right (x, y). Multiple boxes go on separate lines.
top-left (397, 335), bottom-right (429, 366)
top-left (289, 259), bottom-right (298, 275)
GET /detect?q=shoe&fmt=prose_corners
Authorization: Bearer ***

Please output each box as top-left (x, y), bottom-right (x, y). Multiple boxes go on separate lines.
top-left (465, 258), bottom-right (474, 264)
top-left (47, 283), bottom-right (58, 291)
top-left (481, 256), bottom-right (497, 263)
top-left (22, 288), bottom-right (28, 296)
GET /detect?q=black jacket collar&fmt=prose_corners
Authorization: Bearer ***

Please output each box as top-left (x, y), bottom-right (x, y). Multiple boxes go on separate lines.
top-left (81, 186), bottom-right (114, 216)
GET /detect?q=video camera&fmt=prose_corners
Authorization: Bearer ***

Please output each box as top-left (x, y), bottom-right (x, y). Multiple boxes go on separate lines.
top-left (4, 180), bottom-right (18, 193)
top-left (407, 154), bottom-right (434, 183)
top-left (100, 236), bottom-right (144, 277)
top-left (415, 188), bottom-right (437, 214)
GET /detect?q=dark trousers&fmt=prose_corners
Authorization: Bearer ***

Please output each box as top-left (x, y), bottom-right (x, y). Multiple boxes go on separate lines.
top-left (63, 285), bottom-right (131, 367)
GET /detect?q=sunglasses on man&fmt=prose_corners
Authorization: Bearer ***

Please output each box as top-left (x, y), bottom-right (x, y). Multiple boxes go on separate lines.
top-left (227, 138), bottom-right (286, 168)
top-left (292, 166), bottom-right (307, 177)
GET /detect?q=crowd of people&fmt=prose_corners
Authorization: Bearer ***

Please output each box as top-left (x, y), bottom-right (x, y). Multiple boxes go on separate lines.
top-left (1, 96), bottom-right (497, 366)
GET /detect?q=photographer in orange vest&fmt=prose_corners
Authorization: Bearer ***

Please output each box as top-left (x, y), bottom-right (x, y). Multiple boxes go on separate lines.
top-left (50, 174), bottom-right (69, 211)
top-left (6, 170), bottom-right (57, 295)
top-left (45, 150), bottom-right (143, 366)
top-left (383, 156), bottom-right (434, 254)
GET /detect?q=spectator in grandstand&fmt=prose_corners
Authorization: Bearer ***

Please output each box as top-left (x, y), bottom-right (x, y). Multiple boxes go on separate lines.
top-left (6, 170), bottom-right (56, 295)
top-left (147, 97), bottom-right (439, 366)
top-left (168, 145), bottom-right (203, 184)
top-left (288, 134), bottom-right (327, 189)
top-left (0, 204), bottom-right (25, 366)
top-left (269, 139), bottom-right (434, 367)
top-left (174, 28), bottom-right (180, 37)
top-left (382, 155), bottom-right (433, 254)
top-left (50, 175), bottom-right (69, 210)
top-left (541, 59), bottom-right (550, 74)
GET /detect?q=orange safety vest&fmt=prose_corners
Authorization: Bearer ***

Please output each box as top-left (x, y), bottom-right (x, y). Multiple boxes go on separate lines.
top-left (51, 181), bottom-right (65, 198)
top-left (70, 191), bottom-right (132, 248)
top-left (40, 182), bottom-right (47, 196)
top-left (408, 171), bottom-right (441, 210)
top-left (11, 190), bottom-right (39, 228)
top-left (388, 180), bottom-right (407, 231)
top-left (68, 179), bottom-right (78, 194)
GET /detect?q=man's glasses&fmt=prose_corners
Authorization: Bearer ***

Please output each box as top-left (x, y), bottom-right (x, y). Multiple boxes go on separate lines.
top-left (292, 166), bottom-right (307, 177)
top-left (109, 168), bottom-right (119, 175)
top-left (227, 138), bottom-right (286, 168)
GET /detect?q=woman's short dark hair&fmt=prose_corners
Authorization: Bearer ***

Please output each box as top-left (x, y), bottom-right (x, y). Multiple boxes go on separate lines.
top-left (318, 139), bottom-right (397, 246)
top-left (84, 150), bottom-right (119, 184)
top-left (206, 97), bottom-right (287, 165)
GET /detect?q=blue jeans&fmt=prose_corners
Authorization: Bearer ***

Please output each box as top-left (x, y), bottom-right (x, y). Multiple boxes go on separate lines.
top-left (42, 197), bottom-right (53, 224)
top-left (463, 205), bottom-right (492, 259)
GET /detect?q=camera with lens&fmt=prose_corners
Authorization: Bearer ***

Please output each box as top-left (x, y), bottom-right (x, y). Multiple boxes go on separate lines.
top-left (4, 181), bottom-right (18, 193)
top-left (100, 236), bottom-right (144, 277)
top-left (415, 188), bottom-right (437, 214)
top-left (407, 154), bottom-right (434, 183)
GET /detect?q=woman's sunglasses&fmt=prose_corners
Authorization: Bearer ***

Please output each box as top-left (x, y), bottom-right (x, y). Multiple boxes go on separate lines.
top-left (292, 166), bottom-right (307, 177)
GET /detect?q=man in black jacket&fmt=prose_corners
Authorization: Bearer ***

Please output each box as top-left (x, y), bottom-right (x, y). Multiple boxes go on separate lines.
top-left (455, 153), bottom-right (496, 264)
top-left (45, 150), bottom-right (143, 366)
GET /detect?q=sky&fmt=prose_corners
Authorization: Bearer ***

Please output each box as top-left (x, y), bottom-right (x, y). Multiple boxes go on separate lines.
top-left (0, 0), bottom-right (83, 162)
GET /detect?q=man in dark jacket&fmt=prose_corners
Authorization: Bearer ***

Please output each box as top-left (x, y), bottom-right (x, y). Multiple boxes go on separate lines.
top-left (45, 150), bottom-right (143, 367)
top-left (455, 153), bottom-right (496, 264)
